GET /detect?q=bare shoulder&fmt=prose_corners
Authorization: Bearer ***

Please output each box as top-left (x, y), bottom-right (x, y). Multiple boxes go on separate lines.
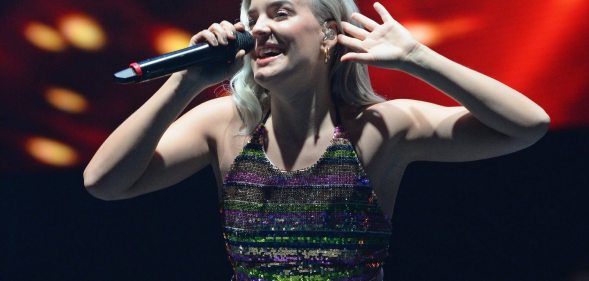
top-left (343, 98), bottom-right (462, 164)
top-left (177, 95), bottom-right (250, 180)
top-left (347, 99), bottom-right (419, 140)
top-left (175, 95), bottom-right (242, 139)
top-left (373, 98), bottom-right (463, 119)
top-left (340, 100), bottom-right (412, 165)
top-left (181, 95), bottom-right (239, 124)
top-left (365, 99), bottom-right (466, 139)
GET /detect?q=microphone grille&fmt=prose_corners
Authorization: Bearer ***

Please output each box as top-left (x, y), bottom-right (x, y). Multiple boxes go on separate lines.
top-left (234, 31), bottom-right (254, 53)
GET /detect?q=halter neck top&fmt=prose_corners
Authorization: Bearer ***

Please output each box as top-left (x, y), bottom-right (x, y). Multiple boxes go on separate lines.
top-left (221, 121), bottom-right (392, 281)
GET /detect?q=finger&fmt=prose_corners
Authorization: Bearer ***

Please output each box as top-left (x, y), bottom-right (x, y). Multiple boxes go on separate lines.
top-left (373, 2), bottom-right (394, 23)
top-left (195, 30), bottom-right (219, 46)
top-left (209, 23), bottom-right (229, 45)
top-left (337, 34), bottom-right (365, 53)
top-left (340, 52), bottom-right (373, 63)
top-left (190, 32), bottom-right (206, 46)
top-left (341, 21), bottom-right (369, 40)
top-left (350, 12), bottom-right (379, 31)
top-left (220, 20), bottom-right (237, 39)
top-left (234, 22), bottom-right (246, 32)
top-left (235, 49), bottom-right (246, 60)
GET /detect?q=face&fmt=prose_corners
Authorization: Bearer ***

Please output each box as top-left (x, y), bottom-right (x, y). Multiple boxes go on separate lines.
top-left (246, 0), bottom-right (326, 88)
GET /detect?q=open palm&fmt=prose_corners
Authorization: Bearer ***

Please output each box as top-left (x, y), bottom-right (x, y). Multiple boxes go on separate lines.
top-left (338, 2), bottom-right (419, 69)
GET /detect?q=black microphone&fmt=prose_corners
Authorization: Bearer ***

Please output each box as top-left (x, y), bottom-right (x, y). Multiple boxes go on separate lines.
top-left (114, 31), bottom-right (254, 84)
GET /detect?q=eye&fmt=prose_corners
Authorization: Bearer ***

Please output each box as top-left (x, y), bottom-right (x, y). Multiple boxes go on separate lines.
top-left (274, 9), bottom-right (289, 19)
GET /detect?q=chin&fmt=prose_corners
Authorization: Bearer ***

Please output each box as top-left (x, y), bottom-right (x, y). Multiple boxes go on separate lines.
top-left (253, 66), bottom-right (286, 86)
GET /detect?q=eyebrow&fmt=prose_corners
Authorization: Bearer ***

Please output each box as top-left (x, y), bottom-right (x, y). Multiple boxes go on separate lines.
top-left (247, 0), bottom-right (294, 16)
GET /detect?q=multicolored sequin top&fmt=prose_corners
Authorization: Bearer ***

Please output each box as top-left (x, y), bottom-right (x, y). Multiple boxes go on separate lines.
top-left (222, 123), bottom-right (393, 281)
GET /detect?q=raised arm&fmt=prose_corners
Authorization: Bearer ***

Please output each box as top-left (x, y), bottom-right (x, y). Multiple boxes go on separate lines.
top-left (83, 21), bottom-right (246, 200)
top-left (338, 2), bottom-right (550, 162)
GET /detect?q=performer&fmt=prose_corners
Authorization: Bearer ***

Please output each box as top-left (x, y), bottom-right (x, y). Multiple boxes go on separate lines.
top-left (84, 0), bottom-right (550, 280)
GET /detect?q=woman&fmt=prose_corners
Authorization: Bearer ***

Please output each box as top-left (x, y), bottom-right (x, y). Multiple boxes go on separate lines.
top-left (84, 0), bottom-right (550, 280)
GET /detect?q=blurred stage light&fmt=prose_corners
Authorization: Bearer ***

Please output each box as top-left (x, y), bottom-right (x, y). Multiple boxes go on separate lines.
top-left (404, 17), bottom-right (481, 46)
top-left (405, 22), bottom-right (441, 46)
top-left (153, 27), bottom-right (191, 54)
top-left (23, 21), bottom-right (67, 52)
top-left (58, 13), bottom-right (106, 51)
top-left (45, 86), bottom-right (89, 114)
top-left (25, 137), bottom-right (79, 167)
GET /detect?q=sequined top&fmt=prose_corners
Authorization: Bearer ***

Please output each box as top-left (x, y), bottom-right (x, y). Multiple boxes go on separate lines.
top-left (221, 122), bottom-right (393, 281)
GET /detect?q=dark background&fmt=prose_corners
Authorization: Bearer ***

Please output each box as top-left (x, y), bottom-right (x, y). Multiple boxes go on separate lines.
top-left (1, 0), bottom-right (588, 280)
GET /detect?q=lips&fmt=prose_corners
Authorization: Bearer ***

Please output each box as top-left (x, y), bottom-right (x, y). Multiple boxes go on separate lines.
top-left (257, 47), bottom-right (283, 58)
top-left (254, 43), bottom-right (285, 63)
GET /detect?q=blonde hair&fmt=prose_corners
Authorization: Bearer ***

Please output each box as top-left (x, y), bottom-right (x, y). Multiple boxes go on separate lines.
top-left (229, 0), bottom-right (384, 133)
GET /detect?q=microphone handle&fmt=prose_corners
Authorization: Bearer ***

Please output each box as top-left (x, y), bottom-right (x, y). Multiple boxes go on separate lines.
top-left (114, 32), bottom-right (252, 84)
top-left (137, 43), bottom-right (234, 81)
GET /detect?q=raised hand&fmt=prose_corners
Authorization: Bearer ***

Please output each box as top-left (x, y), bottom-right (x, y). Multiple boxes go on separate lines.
top-left (337, 2), bottom-right (419, 69)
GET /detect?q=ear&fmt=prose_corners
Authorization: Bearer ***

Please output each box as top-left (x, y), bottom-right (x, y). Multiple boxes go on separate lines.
top-left (321, 20), bottom-right (338, 49)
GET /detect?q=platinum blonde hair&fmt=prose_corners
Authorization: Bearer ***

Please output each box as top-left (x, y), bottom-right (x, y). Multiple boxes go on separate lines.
top-left (229, 0), bottom-right (384, 133)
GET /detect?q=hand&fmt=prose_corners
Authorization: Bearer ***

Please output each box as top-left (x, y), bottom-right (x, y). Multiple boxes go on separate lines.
top-left (179, 21), bottom-right (248, 86)
top-left (337, 2), bottom-right (420, 69)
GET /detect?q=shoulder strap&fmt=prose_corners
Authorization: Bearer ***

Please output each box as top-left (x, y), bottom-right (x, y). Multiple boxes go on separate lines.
top-left (250, 110), bottom-right (271, 145)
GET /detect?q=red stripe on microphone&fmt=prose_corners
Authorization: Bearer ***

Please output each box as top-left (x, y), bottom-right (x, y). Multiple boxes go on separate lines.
top-left (129, 62), bottom-right (142, 77)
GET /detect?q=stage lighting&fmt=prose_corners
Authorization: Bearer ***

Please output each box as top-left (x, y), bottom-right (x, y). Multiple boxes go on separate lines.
top-left (25, 137), bottom-right (79, 167)
top-left (404, 17), bottom-right (481, 46)
top-left (23, 21), bottom-right (67, 52)
top-left (45, 86), bottom-right (89, 114)
top-left (58, 13), bottom-right (106, 51)
top-left (153, 27), bottom-right (191, 54)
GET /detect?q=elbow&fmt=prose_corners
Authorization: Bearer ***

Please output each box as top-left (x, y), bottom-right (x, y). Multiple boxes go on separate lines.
top-left (531, 111), bottom-right (551, 140)
top-left (517, 112), bottom-right (551, 146)
top-left (83, 169), bottom-right (128, 201)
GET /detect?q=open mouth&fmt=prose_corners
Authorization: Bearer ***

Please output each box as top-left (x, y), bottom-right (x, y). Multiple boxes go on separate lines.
top-left (255, 45), bottom-right (285, 59)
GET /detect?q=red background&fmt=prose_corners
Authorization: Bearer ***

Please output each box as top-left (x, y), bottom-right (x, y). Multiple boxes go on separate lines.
top-left (1, 0), bottom-right (588, 171)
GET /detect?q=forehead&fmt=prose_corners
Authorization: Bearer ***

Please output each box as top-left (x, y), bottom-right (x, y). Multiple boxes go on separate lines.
top-left (247, 0), bottom-right (311, 12)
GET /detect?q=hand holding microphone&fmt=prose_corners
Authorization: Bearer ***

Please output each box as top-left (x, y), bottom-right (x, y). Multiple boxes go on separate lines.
top-left (114, 21), bottom-right (253, 84)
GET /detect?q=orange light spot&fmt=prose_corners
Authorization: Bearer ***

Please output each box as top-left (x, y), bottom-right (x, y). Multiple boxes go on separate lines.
top-left (58, 13), bottom-right (106, 51)
top-left (45, 86), bottom-right (88, 114)
top-left (404, 17), bottom-right (481, 46)
top-left (23, 21), bottom-right (67, 52)
top-left (405, 22), bottom-right (441, 46)
top-left (25, 137), bottom-right (79, 167)
top-left (153, 27), bottom-right (191, 54)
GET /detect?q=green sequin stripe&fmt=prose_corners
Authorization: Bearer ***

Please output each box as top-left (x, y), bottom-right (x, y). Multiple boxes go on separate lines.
top-left (226, 233), bottom-right (389, 247)
top-left (322, 149), bottom-right (357, 158)
top-left (235, 264), bottom-right (370, 281)
top-left (224, 200), bottom-right (383, 213)
top-left (239, 147), bottom-right (266, 157)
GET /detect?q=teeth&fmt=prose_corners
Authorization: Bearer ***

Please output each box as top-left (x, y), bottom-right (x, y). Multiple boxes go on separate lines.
top-left (258, 47), bottom-right (282, 58)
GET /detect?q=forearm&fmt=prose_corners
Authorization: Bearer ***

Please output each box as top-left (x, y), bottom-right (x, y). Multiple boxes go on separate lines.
top-left (399, 44), bottom-right (550, 139)
top-left (83, 73), bottom-right (206, 200)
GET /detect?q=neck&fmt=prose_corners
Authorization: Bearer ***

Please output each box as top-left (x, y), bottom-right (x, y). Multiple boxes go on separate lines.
top-left (266, 80), bottom-right (336, 143)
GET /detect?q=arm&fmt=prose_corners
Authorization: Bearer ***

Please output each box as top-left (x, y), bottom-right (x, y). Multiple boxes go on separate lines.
top-left (83, 21), bottom-right (246, 200)
top-left (338, 2), bottom-right (550, 162)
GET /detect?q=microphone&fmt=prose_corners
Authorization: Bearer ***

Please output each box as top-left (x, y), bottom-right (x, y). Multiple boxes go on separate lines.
top-left (114, 31), bottom-right (254, 84)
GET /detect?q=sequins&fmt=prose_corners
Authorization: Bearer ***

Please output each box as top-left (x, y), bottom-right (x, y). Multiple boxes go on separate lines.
top-left (222, 125), bottom-right (392, 281)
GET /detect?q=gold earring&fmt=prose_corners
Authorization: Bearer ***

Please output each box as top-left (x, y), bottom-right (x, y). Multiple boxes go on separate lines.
top-left (324, 46), bottom-right (330, 64)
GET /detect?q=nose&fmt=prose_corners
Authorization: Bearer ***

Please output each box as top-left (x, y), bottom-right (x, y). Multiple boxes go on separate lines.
top-left (250, 16), bottom-right (271, 38)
